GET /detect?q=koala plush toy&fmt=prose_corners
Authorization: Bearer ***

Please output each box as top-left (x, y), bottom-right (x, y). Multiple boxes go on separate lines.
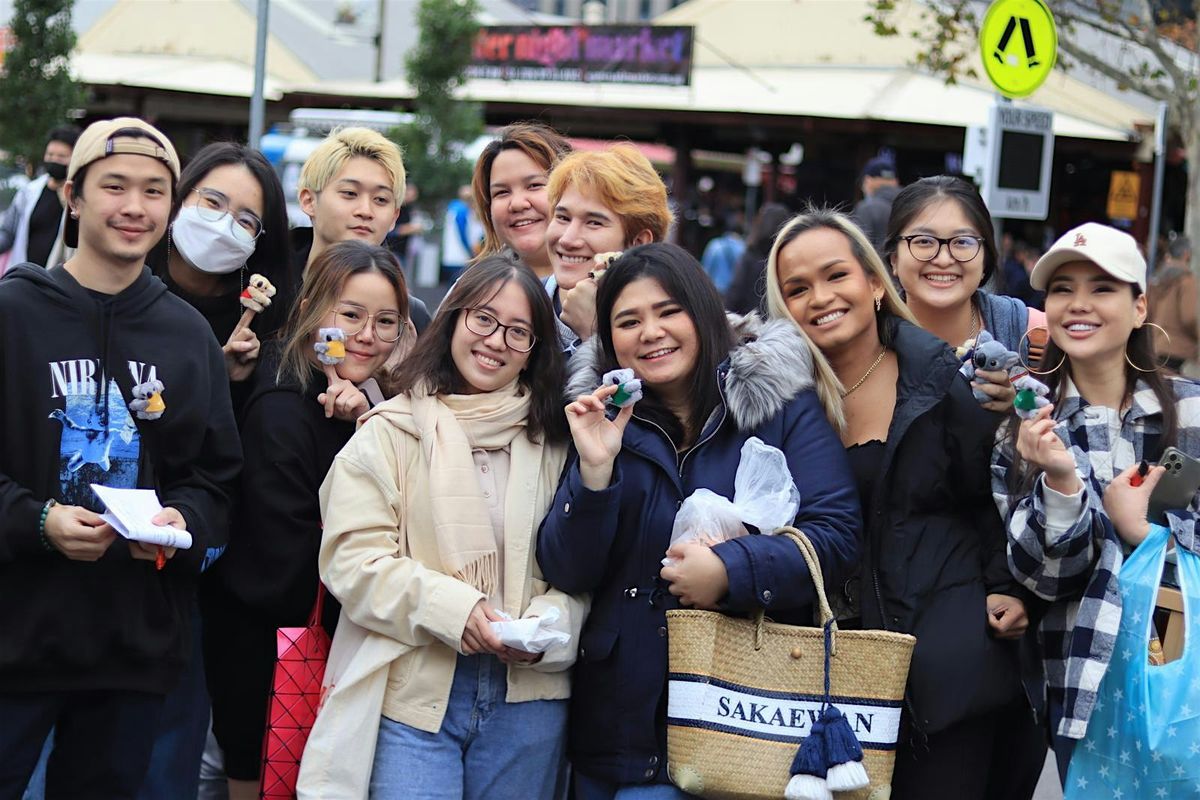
top-left (959, 330), bottom-right (1019, 403)
top-left (958, 329), bottom-right (1051, 418)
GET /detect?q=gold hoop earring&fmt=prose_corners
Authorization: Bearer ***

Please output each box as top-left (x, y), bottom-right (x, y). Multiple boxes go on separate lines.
top-left (1018, 326), bottom-right (1064, 375)
top-left (1125, 322), bottom-right (1172, 372)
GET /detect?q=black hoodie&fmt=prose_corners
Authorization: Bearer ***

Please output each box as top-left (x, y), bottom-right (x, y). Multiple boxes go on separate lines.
top-left (0, 262), bottom-right (242, 693)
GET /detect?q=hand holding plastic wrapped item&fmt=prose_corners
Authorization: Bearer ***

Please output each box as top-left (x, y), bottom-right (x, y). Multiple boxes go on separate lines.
top-left (489, 606), bottom-right (572, 654)
top-left (663, 437), bottom-right (800, 565)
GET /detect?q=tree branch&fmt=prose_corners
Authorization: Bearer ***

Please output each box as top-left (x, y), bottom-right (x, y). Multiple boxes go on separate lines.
top-left (1055, 37), bottom-right (1168, 101)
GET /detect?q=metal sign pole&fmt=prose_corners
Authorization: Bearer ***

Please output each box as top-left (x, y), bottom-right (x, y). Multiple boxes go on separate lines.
top-left (1147, 100), bottom-right (1169, 274)
top-left (249, 0), bottom-right (270, 149)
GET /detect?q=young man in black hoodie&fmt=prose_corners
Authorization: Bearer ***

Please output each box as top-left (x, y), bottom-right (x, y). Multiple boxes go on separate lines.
top-left (0, 118), bottom-right (242, 796)
top-left (289, 126), bottom-right (432, 332)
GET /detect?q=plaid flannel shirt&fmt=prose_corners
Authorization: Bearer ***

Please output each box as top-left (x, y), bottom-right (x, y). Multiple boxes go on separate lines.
top-left (991, 376), bottom-right (1200, 740)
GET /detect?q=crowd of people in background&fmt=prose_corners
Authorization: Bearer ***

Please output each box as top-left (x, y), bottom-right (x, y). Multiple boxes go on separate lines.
top-left (0, 115), bottom-right (1197, 800)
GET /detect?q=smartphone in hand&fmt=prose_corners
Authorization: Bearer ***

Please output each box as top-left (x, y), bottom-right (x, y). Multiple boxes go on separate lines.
top-left (1148, 447), bottom-right (1200, 524)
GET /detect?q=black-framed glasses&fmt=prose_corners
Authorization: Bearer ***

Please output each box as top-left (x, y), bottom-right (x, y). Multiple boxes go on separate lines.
top-left (330, 303), bottom-right (406, 343)
top-left (192, 187), bottom-right (264, 242)
top-left (899, 234), bottom-right (984, 263)
top-left (462, 308), bottom-right (537, 352)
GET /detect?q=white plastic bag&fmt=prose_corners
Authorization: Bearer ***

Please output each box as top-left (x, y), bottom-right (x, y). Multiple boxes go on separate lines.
top-left (664, 437), bottom-right (800, 564)
top-left (489, 606), bottom-right (571, 654)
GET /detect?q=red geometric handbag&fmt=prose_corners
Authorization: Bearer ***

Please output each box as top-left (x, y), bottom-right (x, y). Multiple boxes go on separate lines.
top-left (259, 584), bottom-right (331, 799)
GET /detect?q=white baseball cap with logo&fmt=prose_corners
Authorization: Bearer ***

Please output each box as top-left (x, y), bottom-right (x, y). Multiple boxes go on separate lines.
top-left (1028, 222), bottom-right (1147, 294)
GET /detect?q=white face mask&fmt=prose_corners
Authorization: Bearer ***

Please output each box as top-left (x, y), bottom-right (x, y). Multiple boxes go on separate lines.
top-left (171, 205), bottom-right (257, 275)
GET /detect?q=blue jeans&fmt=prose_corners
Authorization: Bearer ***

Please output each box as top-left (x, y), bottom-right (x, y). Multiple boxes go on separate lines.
top-left (574, 772), bottom-right (694, 800)
top-left (369, 653), bottom-right (567, 800)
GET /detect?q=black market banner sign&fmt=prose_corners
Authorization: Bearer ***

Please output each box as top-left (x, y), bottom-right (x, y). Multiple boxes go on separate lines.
top-left (468, 25), bottom-right (694, 87)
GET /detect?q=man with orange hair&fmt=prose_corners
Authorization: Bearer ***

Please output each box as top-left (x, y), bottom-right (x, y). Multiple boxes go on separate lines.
top-left (544, 144), bottom-right (673, 352)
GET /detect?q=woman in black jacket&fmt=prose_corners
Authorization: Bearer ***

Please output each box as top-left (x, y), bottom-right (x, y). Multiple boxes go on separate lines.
top-left (764, 208), bottom-right (1045, 800)
top-left (202, 242), bottom-right (413, 800)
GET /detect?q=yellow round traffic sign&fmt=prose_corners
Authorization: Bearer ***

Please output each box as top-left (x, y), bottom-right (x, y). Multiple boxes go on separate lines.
top-left (980, 0), bottom-right (1057, 98)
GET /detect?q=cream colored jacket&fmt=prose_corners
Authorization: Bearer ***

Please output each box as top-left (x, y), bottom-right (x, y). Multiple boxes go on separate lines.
top-left (316, 410), bottom-right (584, 732)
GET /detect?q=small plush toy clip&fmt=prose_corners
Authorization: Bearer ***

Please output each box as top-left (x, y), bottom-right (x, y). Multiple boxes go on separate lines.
top-left (588, 251), bottom-right (623, 281)
top-left (129, 379), bottom-right (166, 421)
top-left (601, 368), bottom-right (643, 408)
top-left (1011, 371), bottom-right (1051, 420)
top-left (231, 273), bottom-right (277, 337)
top-left (314, 327), bottom-right (347, 382)
top-left (959, 330), bottom-right (1020, 404)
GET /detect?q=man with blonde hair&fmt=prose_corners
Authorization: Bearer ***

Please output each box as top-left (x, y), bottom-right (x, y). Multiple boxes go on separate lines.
top-left (291, 126), bottom-right (430, 330)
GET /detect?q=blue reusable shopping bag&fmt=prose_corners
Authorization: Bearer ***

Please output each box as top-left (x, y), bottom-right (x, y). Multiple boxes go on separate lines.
top-left (1064, 524), bottom-right (1200, 799)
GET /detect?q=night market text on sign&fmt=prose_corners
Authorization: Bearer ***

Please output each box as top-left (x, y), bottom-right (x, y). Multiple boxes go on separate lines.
top-left (469, 25), bottom-right (694, 87)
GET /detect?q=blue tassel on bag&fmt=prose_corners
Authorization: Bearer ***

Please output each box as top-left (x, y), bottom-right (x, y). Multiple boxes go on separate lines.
top-left (786, 620), bottom-right (870, 798)
top-left (822, 705), bottom-right (870, 791)
top-left (784, 717), bottom-right (831, 800)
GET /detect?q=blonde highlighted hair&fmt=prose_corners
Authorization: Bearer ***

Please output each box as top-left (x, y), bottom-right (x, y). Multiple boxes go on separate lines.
top-left (299, 127), bottom-right (406, 204)
top-left (764, 207), bottom-right (917, 431)
top-left (472, 121), bottom-right (573, 257)
top-left (547, 143), bottom-right (673, 243)
top-left (276, 241), bottom-right (414, 394)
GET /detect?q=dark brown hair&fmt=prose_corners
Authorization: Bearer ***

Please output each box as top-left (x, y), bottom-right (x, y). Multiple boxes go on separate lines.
top-left (472, 122), bottom-right (573, 257)
top-left (391, 254), bottom-right (568, 443)
top-left (1004, 283), bottom-right (1178, 493)
top-left (883, 175), bottom-right (1000, 288)
top-left (594, 242), bottom-right (735, 446)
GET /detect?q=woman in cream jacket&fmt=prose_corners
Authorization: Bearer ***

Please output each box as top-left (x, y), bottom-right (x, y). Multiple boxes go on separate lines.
top-left (300, 255), bottom-right (584, 800)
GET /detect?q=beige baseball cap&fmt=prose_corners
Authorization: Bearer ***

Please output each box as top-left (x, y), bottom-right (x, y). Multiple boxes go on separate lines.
top-left (65, 117), bottom-right (181, 247)
top-left (1029, 222), bottom-right (1147, 294)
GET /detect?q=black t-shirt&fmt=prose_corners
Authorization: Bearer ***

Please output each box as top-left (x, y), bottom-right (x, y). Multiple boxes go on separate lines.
top-left (26, 184), bottom-right (63, 267)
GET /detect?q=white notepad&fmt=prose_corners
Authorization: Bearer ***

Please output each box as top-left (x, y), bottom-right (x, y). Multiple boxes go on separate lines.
top-left (90, 485), bottom-right (193, 549)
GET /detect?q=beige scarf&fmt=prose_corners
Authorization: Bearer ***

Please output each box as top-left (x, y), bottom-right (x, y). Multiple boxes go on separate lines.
top-left (373, 380), bottom-right (559, 596)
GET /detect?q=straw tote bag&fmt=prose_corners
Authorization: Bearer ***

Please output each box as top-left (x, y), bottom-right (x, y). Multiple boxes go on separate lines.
top-left (666, 528), bottom-right (916, 800)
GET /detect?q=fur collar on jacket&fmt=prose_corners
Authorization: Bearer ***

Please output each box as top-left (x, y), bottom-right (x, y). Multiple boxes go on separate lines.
top-left (563, 313), bottom-right (816, 431)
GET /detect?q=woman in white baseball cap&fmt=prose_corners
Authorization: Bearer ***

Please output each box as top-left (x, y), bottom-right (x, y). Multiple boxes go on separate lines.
top-left (992, 221), bottom-right (1200, 788)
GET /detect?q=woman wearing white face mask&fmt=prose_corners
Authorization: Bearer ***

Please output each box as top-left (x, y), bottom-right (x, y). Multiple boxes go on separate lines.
top-left (148, 142), bottom-right (295, 398)
top-left (136, 142), bottom-right (294, 800)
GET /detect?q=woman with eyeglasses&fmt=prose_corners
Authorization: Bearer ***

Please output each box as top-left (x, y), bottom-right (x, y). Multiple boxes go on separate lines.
top-left (884, 176), bottom-right (1044, 413)
top-left (202, 241), bottom-right (415, 800)
top-left (299, 253), bottom-right (583, 799)
top-left (132, 142), bottom-right (295, 800)
top-left (766, 208), bottom-right (1045, 800)
top-left (147, 142), bottom-right (295, 407)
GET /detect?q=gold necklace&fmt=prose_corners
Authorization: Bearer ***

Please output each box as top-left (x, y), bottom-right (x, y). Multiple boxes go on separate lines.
top-left (965, 302), bottom-right (979, 345)
top-left (841, 348), bottom-right (887, 397)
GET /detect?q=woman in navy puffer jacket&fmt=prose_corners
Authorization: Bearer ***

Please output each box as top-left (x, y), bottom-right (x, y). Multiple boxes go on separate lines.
top-left (537, 243), bottom-right (861, 798)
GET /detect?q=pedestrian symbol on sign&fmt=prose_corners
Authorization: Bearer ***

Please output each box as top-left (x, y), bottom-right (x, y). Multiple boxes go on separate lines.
top-left (993, 16), bottom-right (1040, 68)
top-left (980, 0), bottom-right (1057, 98)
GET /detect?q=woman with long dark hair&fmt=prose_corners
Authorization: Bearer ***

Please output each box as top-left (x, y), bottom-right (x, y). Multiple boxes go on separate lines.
top-left (148, 141), bottom-right (294, 400)
top-left (993, 223), bottom-right (1200, 786)
top-left (537, 242), bottom-right (860, 798)
top-left (766, 208), bottom-right (1045, 799)
top-left (301, 254), bottom-right (584, 799)
top-left (137, 141), bottom-right (294, 799)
